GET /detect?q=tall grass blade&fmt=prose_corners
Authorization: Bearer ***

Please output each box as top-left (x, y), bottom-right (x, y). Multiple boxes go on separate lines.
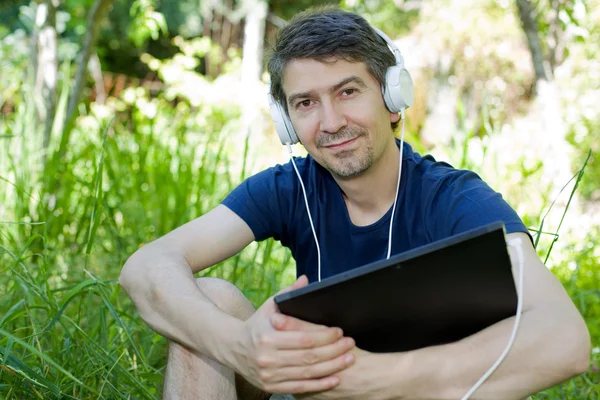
top-left (0, 364), bottom-right (45, 399)
top-left (543, 149), bottom-right (592, 264)
top-left (0, 221), bottom-right (46, 225)
top-left (1, 337), bottom-right (14, 366)
top-left (97, 280), bottom-right (148, 367)
top-left (0, 176), bottom-right (40, 203)
top-left (530, 149), bottom-right (591, 255)
top-left (42, 279), bottom-right (100, 332)
top-left (0, 329), bottom-right (96, 394)
top-left (61, 317), bottom-right (157, 399)
top-left (85, 117), bottom-right (113, 259)
top-left (0, 300), bottom-right (25, 328)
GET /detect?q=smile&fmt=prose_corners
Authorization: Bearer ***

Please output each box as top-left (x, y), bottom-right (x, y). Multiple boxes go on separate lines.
top-left (324, 137), bottom-right (359, 149)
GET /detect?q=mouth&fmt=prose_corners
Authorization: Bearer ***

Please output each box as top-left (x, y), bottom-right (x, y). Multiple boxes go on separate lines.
top-left (323, 137), bottom-right (359, 150)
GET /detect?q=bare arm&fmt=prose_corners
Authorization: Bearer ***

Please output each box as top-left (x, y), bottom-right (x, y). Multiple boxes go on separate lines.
top-left (294, 232), bottom-right (592, 399)
top-left (119, 205), bottom-right (356, 394)
top-left (119, 205), bottom-right (254, 365)
top-left (379, 232), bottom-right (591, 399)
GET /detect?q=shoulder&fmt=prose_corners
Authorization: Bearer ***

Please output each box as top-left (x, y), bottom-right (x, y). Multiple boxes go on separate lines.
top-left (230, 155), bottom-right (326, 202)
top-left (221, 156), bottom-right (322, 242)
top-left (247, 155), bottom-right (318, 186)
top-left (400, 141), bottom-right (467, 193)
top-left (401, 142), bottom-right (484, 194)
top-left (401, 142), bottom-right (528, 237)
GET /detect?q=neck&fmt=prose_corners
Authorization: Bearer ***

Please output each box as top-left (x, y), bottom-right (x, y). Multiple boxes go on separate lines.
top-left (334, 137), bottom-right (401, 226)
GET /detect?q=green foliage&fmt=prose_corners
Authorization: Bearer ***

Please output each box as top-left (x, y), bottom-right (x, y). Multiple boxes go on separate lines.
top-left (567, 120), bottom-right (600, 201)
top-left (129, 0), bottom-right (168, 48)
top-left (533, 229), bottom-right (600, 398)
top-left (0, 0), bottom-right (28, 33)
top-left (0, 1), bottom-right (599, 398)
top-left (270, 0), bottom-right (339, 20)
top-left (0, 29), bottom-right (28, 110)
top-left (533, 0), bottom-right (589, 62)
top-left (0, 32), bottom-right (293, 398)
top-left (340, 0), bottom-right (420, 36)
top-left (563, 0), bottom-right (600, 202)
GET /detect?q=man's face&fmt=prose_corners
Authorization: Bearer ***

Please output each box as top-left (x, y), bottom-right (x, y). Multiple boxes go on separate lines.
top-left (282, 58), bottom-right (399, 179)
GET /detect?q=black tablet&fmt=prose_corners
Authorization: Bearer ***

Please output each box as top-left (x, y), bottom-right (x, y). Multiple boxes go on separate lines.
top-left (274, 221), bottom-right (518, 353)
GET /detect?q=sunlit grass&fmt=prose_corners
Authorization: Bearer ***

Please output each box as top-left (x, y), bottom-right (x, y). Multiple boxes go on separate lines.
top-left (0, 76), bottom-right (598, 400)
top-left (0, 80), bottom-right (295, 398)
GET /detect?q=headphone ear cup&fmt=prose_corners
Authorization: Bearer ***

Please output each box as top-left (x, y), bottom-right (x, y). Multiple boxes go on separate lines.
top-left (383, 66), bottom-right (414, 113)
top-left (268, 94), bottom-right (299, 145)
top-left (282, 108), bottom-right (299, 144)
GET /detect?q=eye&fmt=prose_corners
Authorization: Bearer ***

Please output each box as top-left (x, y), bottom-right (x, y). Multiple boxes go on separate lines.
top-left (296, 99), bottom-right (313, 110)
top-left (341, 88), bottom-right (357, 96)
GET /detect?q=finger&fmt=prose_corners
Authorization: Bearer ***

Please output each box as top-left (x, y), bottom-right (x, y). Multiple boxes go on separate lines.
top-left (271, 313), bottom-right (330, 332)
top-left (268, 352), bottom-right (354, 383)
top-left (270, 328), bottom-right (343, 350)
top-left (273, 337), bottom-right (355, 368)
top-left (264, 375), bottom-right (339, 395)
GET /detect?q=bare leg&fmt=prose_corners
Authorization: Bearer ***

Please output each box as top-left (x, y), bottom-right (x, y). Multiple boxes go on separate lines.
top-left (162, 277), bottom-right (270, 400)
top-left (164, 340), bottom-right (237, 400)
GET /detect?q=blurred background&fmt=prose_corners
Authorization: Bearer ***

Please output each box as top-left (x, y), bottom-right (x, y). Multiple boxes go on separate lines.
top-left (0, 0), bottom-right (599, 398)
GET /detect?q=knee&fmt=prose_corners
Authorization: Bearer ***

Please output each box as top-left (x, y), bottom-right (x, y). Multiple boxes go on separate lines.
top-left (195, 277), bottom-right (255, 321)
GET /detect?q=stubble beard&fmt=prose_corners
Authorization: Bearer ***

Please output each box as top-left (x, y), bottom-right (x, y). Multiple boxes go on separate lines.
top-left (316, 126), bottom-right (373, 178)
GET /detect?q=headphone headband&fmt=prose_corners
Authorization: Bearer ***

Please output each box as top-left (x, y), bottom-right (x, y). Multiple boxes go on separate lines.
top-left (371, 27), bottom-right (405, 69)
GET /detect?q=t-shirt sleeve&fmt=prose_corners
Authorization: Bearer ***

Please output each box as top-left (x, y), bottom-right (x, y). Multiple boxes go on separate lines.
top-left (424, 167), bottom-right (530, 242)
top-left (220, 167), bottom-right (289, 242)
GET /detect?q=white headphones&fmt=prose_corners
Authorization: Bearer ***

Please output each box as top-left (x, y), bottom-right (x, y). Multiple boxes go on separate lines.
top-left (267, 26), bottom-right (414, 145)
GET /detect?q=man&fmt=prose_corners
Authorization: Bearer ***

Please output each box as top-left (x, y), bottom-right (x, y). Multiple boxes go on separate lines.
top-left (119, 6), bottom-right (591, 400)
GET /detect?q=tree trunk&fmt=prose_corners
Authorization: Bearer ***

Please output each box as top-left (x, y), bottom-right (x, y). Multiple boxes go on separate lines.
top-left (515, 0), bottom-right (574, 227)
top-left (240, 0), bottom-right (267, 137)
top-left (515, 0), bottom-right (552, 87)
top-left (238, 0), bottom-right (267, 178)
top-left (89, 52), bottom-right (106, 105)
top-left (31, 0), bottom-right (59, 153)
top-left (62, 0), bottom-right (113, 136)
top-left (201, 1), bottom-right (214, 78)
top-left (49, 0), bottom-right (112, 198)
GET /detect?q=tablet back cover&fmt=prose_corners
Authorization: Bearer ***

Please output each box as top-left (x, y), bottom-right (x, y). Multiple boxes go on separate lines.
top-left (275, 223), bottom-right (517, 353)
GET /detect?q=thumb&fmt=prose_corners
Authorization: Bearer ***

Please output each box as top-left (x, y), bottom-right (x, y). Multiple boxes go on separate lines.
top-left (259, 276), bottom-right (309, 316)
top-left (276, 275), bottom-right (309, 296)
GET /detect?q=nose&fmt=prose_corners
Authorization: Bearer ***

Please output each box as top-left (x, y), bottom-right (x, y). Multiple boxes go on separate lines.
top-left (319, 99), bottom-right (347, 134)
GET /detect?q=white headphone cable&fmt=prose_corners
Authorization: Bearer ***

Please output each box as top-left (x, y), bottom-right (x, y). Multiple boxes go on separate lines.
top-left (287, 143), bottom-right (322, 282)
top-left (387, 108), bottom-right (405, 260)
top-left (287, 109), bottom-right (405, 281)
top-left (461, 236), bottom-right (525, 399)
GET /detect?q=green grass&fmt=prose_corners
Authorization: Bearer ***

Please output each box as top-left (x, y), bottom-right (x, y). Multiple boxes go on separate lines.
top-left (0, 73), bottom-right (598, 400)
top-left (0, 79), bottom-right (295, 398)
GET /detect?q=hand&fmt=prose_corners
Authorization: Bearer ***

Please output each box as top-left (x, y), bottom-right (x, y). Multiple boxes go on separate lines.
top-left (233, 276), bottom-right (356, 395)
top-left (295, 348), bottom-right (386, 400)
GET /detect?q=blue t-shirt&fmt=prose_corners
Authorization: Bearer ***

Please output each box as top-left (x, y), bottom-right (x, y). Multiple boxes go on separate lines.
top-left (221, 141), bottom-right (528, 282)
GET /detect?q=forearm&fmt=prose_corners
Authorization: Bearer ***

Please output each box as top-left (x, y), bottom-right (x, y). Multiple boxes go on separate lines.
top-left (384, 307), bottom-right (589, 400)
top-left (119, 246), bottom-right (243, 368)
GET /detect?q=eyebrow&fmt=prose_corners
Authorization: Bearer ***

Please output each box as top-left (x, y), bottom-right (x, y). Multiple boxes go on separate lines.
top-left (287, 76), bottom-right (368, 108)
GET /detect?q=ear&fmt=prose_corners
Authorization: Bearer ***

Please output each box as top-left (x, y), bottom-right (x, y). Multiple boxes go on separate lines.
top-left (390, 112), bottom-right (400, 123)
